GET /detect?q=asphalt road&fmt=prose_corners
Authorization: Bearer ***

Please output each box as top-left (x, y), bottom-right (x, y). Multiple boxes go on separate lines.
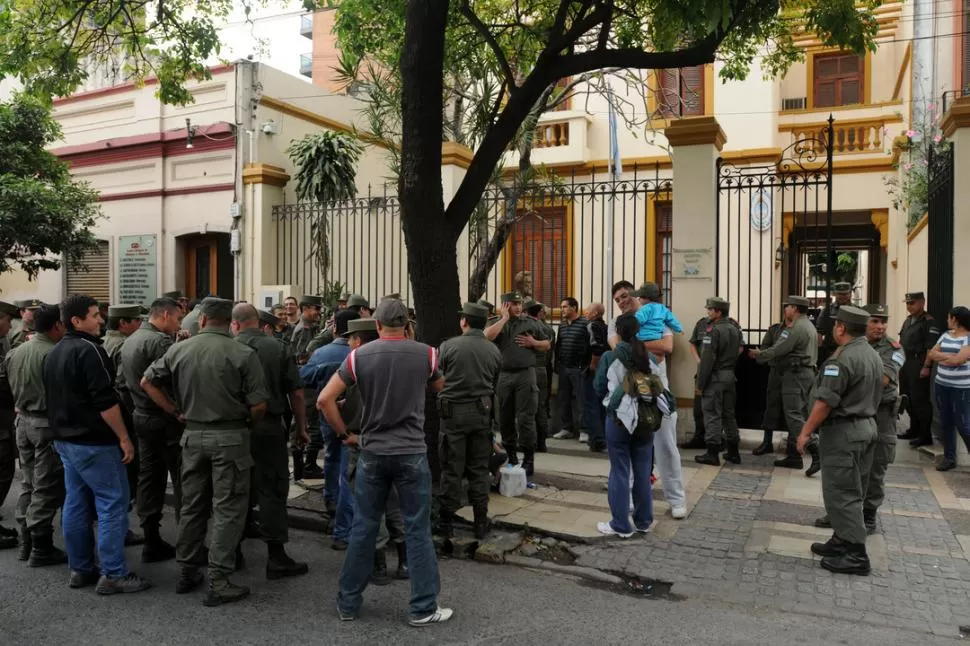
top-left (0, 500), bottom-right (960, 646)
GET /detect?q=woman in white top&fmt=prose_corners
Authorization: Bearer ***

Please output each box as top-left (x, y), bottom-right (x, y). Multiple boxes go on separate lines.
top-left (928, 306), bottom-right (970, 471)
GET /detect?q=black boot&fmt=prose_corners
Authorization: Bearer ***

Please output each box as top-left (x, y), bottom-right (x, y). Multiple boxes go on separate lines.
top-left (395, 541), bottom-right (409, 580)
top-left (810, 534), bottom-right (848, 558)
top-left (694, 444), bottom-right (721, 466)
top-left (805, 444), bottom-right (821, 477)
top-left (371, 549), bottom-right (391, 586)
top-left (820, 542), bottom-right (871, 575)
top-left (266, 541), bottom-right (309, 580)
top-left (723, 442), bottom-right (741, 465)
top-left (814, 515), bottom-right (832, 528)
top-left (303, 450), bottom-right (324, 479)
top-left (864, 509), bottom-right (878, 535)
top-left (473, 503), bottom-right (489, 540)
top-left (679, 434), bottom-right (707, 450)
top-left (505, 444), bottom-right (519, 466)
top-left (436, 509), bottom-right (455, 538)
top-left (175, 566), bottom-right (204, 594)
top-left (142, 525), bottom-right (176, 563)
top-left (522, 450), bottom-right (535, 479)
top-left (203, 576), bottom-right (251, 607)
top-left (774, 443), bottom-right (803, 469)
top-left (28, 530), bottom-right (68, 567)
top-left (17, 526), bottom-right (31, 561)
top-left (752, 430), bottom-right (774, 455)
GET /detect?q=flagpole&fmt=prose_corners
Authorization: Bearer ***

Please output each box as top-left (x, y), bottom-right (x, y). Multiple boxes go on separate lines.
top-left (605, 87), bottom-right (618, 320)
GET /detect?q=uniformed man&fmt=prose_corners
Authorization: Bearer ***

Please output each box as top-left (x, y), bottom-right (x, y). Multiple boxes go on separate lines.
top-left (141, 298), bottom-right (269, 606)
top-left (753, 318), bottom-right (789, 456)
top-left (10, 299), bottom-right (42, 348)
top-left (337, 292), bottom-right (350, 311)
top-left (750, 295), bottom-right (820, 475)
top-left (484, 292), bottom-right (551, 477)
top-left (121, 297), bottom-right (185, 562)
top-left (232, 305), bottom-right (309, 580)
top-left (7, 304), bottom-right (67, 565)
top-left (181, 299), bottom-right (204, 336)
top-left (161, 291), bottom-right (183, 307)
top-left (695, 297), bottom-right (743, 466)
top-left (815, 281), bottom-right (853, 365)
top-left (438, 303), bottom-right (503, 539)
top-left (797, 305), bottom-right (881, 575)
top-left (897, 291), bottom-right (940, 448)
top-left (0, 300), bottom-right (19, 548)
top-left (524, 300), bottom-right (554, 452)
top-left (291, 295), bottom-right (324, 478)
top-left (307, 294), bottom-right (370, 355)
top-left (681, 308), bottom-right (714, 451)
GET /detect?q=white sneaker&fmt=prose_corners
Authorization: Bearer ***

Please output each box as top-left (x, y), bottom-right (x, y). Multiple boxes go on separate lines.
top-left (671, 506), bottom-right (688, 519)
top-left (579, 433), bottom-right (589, 443)
top-left (409, 608), bottom-right (454, 626)
top-left (552, 430), bottom-right (575, 440)
top-left (596, 521), bottom-right (633, 538)
top-left (635, 524), bottom-right (653, 534)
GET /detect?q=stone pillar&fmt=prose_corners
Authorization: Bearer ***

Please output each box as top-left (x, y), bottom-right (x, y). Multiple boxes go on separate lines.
top-left (241, 163), bottom-right (290, 302)
top-left (440, 142), bottom-right (474, 301)
top-left (663, 116), bottom-right (727, 438)
top-left (941, 97), bottom-right (970, 307)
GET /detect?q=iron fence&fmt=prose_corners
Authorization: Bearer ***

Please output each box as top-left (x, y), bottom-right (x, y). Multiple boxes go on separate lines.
top-left (927, 143), bottom-right (954, 320)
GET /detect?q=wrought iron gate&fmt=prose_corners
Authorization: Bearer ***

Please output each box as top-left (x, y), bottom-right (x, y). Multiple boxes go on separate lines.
top-left (926, 144), bottom-right (954, 321)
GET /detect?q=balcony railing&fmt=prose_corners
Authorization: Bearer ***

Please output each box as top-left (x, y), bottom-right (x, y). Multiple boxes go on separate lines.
top-left (300, 14), bottom-right (313, 39)
top-left (779, 116), bottom-right (900, 155)
top-left (534, 120), bottom-right (569, 148)
top-left (299, 54), bottom-right (312, 78)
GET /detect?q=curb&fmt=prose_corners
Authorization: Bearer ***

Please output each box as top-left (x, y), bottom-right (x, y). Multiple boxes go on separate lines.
top-left (503, 554), bottom-right (623, 585)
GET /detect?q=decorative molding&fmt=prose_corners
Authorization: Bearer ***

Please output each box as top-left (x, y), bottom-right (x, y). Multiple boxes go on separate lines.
top-left (440, 142), bottom-right (474, 169)
top-left (53, 123), bottom-right (236, 168)
top-left (870, 208), bottom-right (889, 248)
top-left (941, 97), bottom-right (970, 138)
top-left (721, 148), bottom-right (783, 165)
top-left (778, 99), bottom-right (903, 117)
top-left (779, 157), bottom-right (896, 175)
top-left (259, 96), bottom-right (393, 150)
top-left (99, 183), bottom-right (235, 202)
top-left (52, 64), bottom-right (234, 106)
top-left (907, 213), bottom-right (929, 243)
top-left (242, 163), bottom-right (290, 187)
top-left (663, 116), bottom-right (727, 150)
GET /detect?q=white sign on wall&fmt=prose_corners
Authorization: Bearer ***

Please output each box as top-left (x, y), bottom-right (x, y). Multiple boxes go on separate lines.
top-left (118, 235), bottom-right (157, 307)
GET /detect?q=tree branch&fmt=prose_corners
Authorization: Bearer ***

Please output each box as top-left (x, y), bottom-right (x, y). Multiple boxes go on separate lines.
top-left (459, 0), bottom-right (517, 89)
top-left (597, 0), bottom-right (614, 51)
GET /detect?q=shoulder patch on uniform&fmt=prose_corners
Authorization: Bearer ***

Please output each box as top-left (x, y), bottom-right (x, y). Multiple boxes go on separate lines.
top-left (892, 350), bottom-right (905, 366)
top-left (702, 336), bottom-right (712, 344)
top-left (929, 327), bottom-right (941, 335)
top-left (823, 365), bottom-right (840, 377)
top-left (779, 330), bottom-right (790, 340)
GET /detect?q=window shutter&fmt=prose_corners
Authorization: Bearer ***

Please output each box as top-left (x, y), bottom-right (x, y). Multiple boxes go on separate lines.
top-left (963, 1), bottom-right (970, 90)
top-left (66, 240), bottom-right (110, 302)
top-left (551, 77), bottom-right (572, 111)
top-left (511, 208), bottom-right (567, 309)
top-left (658, 69), bottom-right (680, 117)
top-left (680, 66), bottom-right (705, 116)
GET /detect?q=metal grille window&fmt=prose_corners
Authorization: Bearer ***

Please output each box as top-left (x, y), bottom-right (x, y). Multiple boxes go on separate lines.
top-left (510, 206), bottom-right (568, 309)
top-left (813, 53), bottom-right (864, 108)
top-left (964, 0), bottom-right (970, 91)
top-left (655, 202), bottom-right (673, 307)
top-left (66, 240), bottom-right (110, 302)
top-left (657, 66), bottom-right (705, 117)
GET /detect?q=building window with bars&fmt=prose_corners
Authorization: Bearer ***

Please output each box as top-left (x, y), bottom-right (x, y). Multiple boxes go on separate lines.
top-left (657, 66), bottom-right (705, 117)
top-left (65, 240), bottom-right (111, 302)
top-left (963, 0), bottom-right (970, 91)
top-left (655, 202), bottom-right (673, 307)
top-left (812, 53), bottom-right (864, 108)
top-left (509, 206), bottom-right (568, 309)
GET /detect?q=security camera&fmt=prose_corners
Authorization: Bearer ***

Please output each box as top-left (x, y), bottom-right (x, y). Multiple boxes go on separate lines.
top-left (261, 121), bottom-right (280, 135)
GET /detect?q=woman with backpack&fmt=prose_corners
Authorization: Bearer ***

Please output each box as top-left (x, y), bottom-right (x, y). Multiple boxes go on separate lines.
top-left (594, 314), bottom-right (674, 537)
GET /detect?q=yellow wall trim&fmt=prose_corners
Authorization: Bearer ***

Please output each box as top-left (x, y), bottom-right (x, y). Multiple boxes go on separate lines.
top-left (870, 208), bottom-right (889, 248)
top-left (721, 148), bottom-right (783, 164)
top-left (893, 43), bottom-right (912, 100)
top-left (907, 213), bottom-right (929, 243)
top-left (440, 142), bottom-right (474, 169)
top-left (501, 155), bottom-right (672, 178)
top-left (259, 96), bottom-right (394, 150)
top-left (941, 97), bottom-right (970, 138)
top-left (645, 191), bottom-right (673, 281)
top-left (664, 116), bottom-right (727, 150)
top-left (242, 163), bottom-right (290, 187)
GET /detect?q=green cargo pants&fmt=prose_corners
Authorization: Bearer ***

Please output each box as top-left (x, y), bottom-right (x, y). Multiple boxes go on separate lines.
top-left (497, 368), bottom-right (537, 454)
top-left (819, 418), bottom-right (876, 545)
top-left (250, 416), bottom-right (290, 543)
top-left (133, 410), bottom-right (183, 529)
top-left (439, 400), bottom-right (493, 514)
top-left (702, 370), bottom-right (739, 446)
top-left (177, 428), bottom-right (254, 579)
top-left (14, 414), bottom-right (64, 533)
top-left (864, 405), bottom-right (898, 514)
top-left (783, 367), bottom-right (816, 454)
top-left (762, 368), bottom-right (786, 432)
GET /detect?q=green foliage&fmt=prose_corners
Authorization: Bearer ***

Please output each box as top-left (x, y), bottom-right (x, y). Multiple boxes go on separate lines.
top-left (0, 93), bottom-right (102, 278)
top-left (884, 97), bottom-right (949, 230)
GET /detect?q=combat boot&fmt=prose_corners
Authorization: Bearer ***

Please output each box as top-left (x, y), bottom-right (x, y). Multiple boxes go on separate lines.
top-left (371, 549), bottom-right (391, 586)
top-left (805, 444), bottom-right (821, 477)
top-left (473, 503), bottom-right (490, 540)
top-left (436, 510), bottom-right (455, 538)
top-left (124, 529), bottom-right (145, 546)
top-left (752, 431), bottom-right (774, 456)
top-left (723, 442), bottom-right (741, 465)
top-left (679, 434), bottom-right (707, 450)
top-left (17, 526), bottom-right (31, 561)
top-left (203, 577), bottom-right (251, 607)
top-left (522, 451), bottom-right (536, 479)
top-left (303, 449), bottom-right (324, 479)
top-left (395, 541), bottom-right (409, 580)
top-left (141, 525), bottom-right (176, 563)
top-left (505, 444), bottom-right (519, 467)
top-left (814, 515), bottom-right (832, 528)
top-left (810, 534), bottom-right (848, 558)
top-left (820, 542), bottom-right (871, 576)
top-left (266, 541), bottom-right (309, 580)
top-left (28, 530), bottom-right (68, 567)
top-left (694, 444), bottom-right (721, 466)
top-left (175, 566), bottom-right (204, 594)
top-left (0, 524), bottom-right (18, 550)
top-left (773, 454), bottom-right (803, 469)
top-left (864, 509), bottom-right (878, 535)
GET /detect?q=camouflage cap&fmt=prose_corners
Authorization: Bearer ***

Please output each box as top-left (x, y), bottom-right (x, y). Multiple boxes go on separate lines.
top-left (836, 305), bottom-right (870, 326)
top-left (108, 304), bottom-right (142, 319)
top-left (707, 297), bottom-right (730, 310)
top-left (863, 303), bottom-right (890, 318)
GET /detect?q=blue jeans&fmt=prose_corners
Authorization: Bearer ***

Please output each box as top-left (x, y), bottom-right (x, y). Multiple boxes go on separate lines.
top-left (605, 417), bottom-right (654, 534)
top-left (332, 445), bottom-right (355, 541)
top-left (582, 370), bottom-right (605, 443)
top-left (320, 423), bottom-right (342, 503)
top-left (935, 384), bottom-right (970, 461)
top-left (337, 451), bottom-right (440, 620)
top-left (55, 441), bottom-right (130, 577)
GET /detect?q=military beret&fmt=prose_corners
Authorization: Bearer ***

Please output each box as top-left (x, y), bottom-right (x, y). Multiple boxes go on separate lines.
top-left (501, 292), bottom-right (522, 303)
top-left (374, 298), bottom-right (409, 327)
top-left (904, 291), bottom-right (925, 302)
top-left (863, 304), bottom-right (889, 318)
top-left (344, 318), bottom-right (378, 336)
top-left (347, 294), bottom-right (369, 308)
top-left (459, 302), bottom-right (489, 319)
top-left (831, 282), bottom-right (852, 294)
top-left (0, 301), bottom-right (19, 318)
top-left (299, 295), bottom-right (323, 308)
top-left (14, 299), bottom-right (42, 310)
top-left (636, 282), bottom-right (661, 299)
top-left (707, 297), bottom-right (730, 310)
top-left (108, 304), bottom-right (142, 319)
top-left (836, 305), bottom-right (870, 326)
top-left (200, 297), bottom-right (233, 320)
top-left (161, 290), bottom-right (182, 299)
top-left (784, 295), bottom-right (811, 307)
top-left (257, 309), bottom-right (279, 328)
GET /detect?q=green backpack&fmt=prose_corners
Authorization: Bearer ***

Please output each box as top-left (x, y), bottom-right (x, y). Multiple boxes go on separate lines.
top-left (621, 369), bottom-right (666, 441)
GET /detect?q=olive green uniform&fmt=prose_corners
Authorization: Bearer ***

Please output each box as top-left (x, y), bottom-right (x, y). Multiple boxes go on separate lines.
top-left (756, 315), bottom-right (818, 455)
top-left (760, 322), bottom-right (788, 433)
top-left (122, 321), bottom-right (184, 530)
top-left (305, 327), bottom-right (335, 355)
top-left (865, 335), bottom-right (904, 515)
top-left (235, 328), bottom-right (301, 543)
top-left (438, 329), bottom-right (502, 515)
top-left (698, 317), bottom-right (742, 447)
top-left (9, 321), bottom-right (33, 349)
top-left (813, 336), bottom-right (881, 545)
top-left (0, 334), bottom-right (15, 512)
top-left (6, 334), bottom-right (64, 536)
top-left (490, 315), bottom-right (549, 459)
top-left (290, 318), bottom-right (322, 464)
top-left (532, 319), bottom-right (555, 450)
top-left (144, 327), bottom-right (268, 579)
top-left (898, 312), bottom-right (940, 443)
top-left (815, 301), bottom-right (845, 364)
top-left (180, 305), bottom-right (202, 337)
top-left (103, 329), bottom-right (138, 500)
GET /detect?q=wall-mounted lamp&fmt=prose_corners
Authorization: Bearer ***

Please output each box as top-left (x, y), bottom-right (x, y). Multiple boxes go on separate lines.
top-left (185, 118), bottom-right (196, 149)
top-left (774, 242), bottom-right (784, 265)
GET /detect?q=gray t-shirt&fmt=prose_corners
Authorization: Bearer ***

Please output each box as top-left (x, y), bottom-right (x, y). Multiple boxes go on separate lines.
top-left (338, 338), bottom-right (441, 455)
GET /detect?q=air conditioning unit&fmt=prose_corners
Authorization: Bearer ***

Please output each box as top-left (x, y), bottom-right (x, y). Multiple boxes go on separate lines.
top-left (782, 97), bottom-right (807, 111)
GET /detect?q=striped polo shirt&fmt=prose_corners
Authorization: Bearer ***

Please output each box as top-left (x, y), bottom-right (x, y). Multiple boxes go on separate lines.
top-left (935, 332), bottom-right (970, 389)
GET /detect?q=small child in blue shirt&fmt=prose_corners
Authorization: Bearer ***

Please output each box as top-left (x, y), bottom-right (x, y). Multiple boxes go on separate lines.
top-left (634, 285), bottom-right (683, 341)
